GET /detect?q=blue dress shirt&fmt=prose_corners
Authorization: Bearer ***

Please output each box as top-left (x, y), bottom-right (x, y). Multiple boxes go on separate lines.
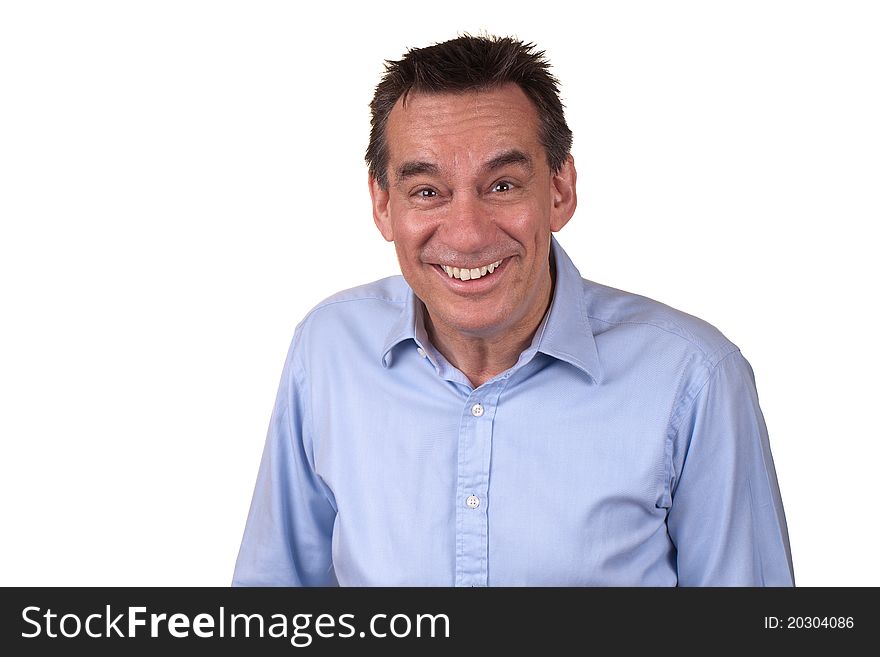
top-left (233, 238), bottom-right (794, 586)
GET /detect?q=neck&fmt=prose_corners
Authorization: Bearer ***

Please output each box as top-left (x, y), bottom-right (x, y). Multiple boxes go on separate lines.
top-left (425, 259), bottom-right (556, 388)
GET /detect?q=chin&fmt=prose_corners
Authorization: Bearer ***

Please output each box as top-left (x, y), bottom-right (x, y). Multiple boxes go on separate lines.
top-left (435, 307), bottom-right (514, 337)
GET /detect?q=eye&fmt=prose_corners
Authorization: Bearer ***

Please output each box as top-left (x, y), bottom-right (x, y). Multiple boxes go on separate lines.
top-left (416, 188), bottom-right (437, 198)
top-left (492, 181), bottom-right (513, 193)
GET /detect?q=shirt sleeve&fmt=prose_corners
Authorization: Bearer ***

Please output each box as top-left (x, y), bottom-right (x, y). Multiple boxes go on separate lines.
top-left (232, 347), bottom-right (338, 587)
top-left (666, 349), bottom-right (794, 586)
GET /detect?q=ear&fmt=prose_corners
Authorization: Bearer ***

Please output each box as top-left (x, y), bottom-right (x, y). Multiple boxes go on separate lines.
top-left (369, 174), bottom-right (394, 242)
top-left (550, 154), bottom-right (577, 232)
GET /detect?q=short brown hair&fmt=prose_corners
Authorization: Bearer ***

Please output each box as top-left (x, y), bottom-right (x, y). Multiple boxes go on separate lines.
top-left (366, 34), bottom-right (573, 189)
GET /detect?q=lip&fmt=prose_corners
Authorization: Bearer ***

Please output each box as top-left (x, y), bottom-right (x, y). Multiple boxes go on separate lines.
top-left (430, 258), bottom-right (510, 294)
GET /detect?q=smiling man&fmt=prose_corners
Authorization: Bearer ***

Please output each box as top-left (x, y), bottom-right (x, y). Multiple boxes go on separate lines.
top-left (372, 84), bottom-right (574, 387)
top-left (232, 35), bottom-right (794, 586)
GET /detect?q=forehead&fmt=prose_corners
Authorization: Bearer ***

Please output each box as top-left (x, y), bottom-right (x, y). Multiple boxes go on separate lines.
top-left (384, 84), bottom-right (543, 167)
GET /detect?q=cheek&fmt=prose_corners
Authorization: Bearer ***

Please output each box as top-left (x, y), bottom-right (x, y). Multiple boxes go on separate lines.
top-left (392, 240), bottom-right (415, 268)
top-left (500, 201), bottom-right (549, 236)
top-left (390, 215), bottom-right (436, 258)
top-left (392, 234), bottom-right (428, 278)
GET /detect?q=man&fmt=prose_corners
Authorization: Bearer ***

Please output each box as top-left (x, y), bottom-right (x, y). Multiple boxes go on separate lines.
top-left (233, 35), bottom-right (794, 586)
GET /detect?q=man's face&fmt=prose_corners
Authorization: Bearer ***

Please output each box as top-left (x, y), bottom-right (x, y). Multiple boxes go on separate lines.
top-left (370, 83), bottom-right (577, 342)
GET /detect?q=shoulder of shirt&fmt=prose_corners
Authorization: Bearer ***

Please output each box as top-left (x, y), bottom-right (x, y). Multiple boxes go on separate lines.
top-left (290, 275), bottom-right (409, 339)
top-left (580, 277), bottom-right (740, 370)
top-left (305, 275), bottom-right (410, 313)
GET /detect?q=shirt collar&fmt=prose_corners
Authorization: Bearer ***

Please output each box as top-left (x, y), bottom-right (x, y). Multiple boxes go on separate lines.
top-left (537, 236), bottom-right (603, 383)
top-left (381, 236), bottom-right (603, 384)
top-left (381, 287), bottom-right (421, 368)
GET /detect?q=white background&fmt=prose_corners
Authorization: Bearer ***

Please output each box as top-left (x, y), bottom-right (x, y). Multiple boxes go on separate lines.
top-left (1, 1), bottom-right (877, 586)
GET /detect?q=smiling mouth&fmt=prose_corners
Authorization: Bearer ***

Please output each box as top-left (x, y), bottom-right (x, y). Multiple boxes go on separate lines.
top-left (436, 259), bottom-right (505, 281)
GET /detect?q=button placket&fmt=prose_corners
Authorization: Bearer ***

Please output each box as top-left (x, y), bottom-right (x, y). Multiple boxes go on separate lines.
top-left (455, 380), bottom-right (509, 587)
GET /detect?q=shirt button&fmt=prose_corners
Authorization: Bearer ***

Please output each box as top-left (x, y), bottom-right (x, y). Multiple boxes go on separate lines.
top-left (466, 495), bottom-right (480, 509)
top-left (471, 403), bottom-right (484, 417)
top-left (416, 347), bottom-right (426, 358)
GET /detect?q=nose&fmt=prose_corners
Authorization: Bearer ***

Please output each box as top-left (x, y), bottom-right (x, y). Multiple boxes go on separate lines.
top-left (441, 192), bottom-right (496, 256)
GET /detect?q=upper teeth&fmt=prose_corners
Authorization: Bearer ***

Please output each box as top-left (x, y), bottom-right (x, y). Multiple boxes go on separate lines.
top-left (442, 260), bottom-right (503, 280)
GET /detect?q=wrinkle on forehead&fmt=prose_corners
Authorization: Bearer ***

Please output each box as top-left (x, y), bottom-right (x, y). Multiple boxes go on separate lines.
top-left (395, 149), bottom-right (533, 186)
top-left (385, 84), bottom-right (543, 177)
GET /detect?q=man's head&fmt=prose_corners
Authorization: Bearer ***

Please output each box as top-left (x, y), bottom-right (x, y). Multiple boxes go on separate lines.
top-left (367, 35), bottom-right (577, 347)
top-left (366, 35), bottom-right (572, 190)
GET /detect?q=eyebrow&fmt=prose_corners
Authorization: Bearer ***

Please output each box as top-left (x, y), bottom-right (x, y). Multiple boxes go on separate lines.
top-left (395, 160), bottom-right (439, 183)
top-left (481, 149), bottom-right (533, 174)
top-left (394, 149), bottom-right (534, 185)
